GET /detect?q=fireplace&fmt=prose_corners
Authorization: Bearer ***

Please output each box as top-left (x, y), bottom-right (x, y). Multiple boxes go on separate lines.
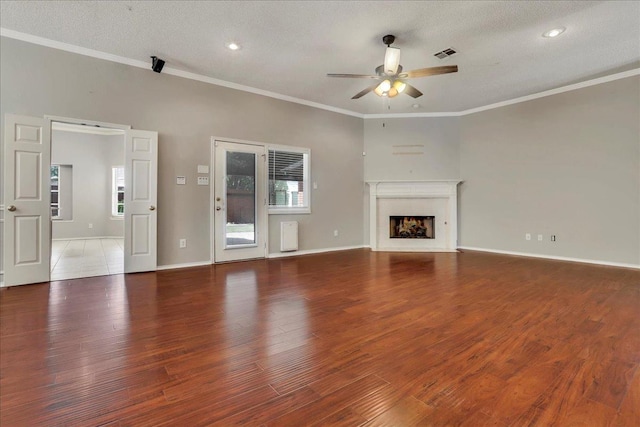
top-left (367, 180), bottom-right (461, 252)
top-left (390, 216), bottom-right (435, 239)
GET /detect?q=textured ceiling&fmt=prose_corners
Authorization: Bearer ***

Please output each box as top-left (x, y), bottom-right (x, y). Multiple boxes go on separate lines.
top-left (1, 1), bottom-right (639, 115)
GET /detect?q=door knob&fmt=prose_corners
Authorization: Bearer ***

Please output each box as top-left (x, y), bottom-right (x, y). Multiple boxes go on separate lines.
top-left (216, 206), bottom-right (221, 211)
top-left (7, 205), bottom-right (17, 212)
top-left (149, 205), bottom-right (156, 211)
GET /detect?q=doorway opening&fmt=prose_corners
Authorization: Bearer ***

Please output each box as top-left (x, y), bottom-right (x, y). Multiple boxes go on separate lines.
top-left (3, 113), bottom-right (157, 287)
top-left (49, 122), bottom-right (125, 280)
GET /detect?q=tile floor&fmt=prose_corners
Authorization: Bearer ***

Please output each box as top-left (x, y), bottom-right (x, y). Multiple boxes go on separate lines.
top-left (50, 238), bottom-right (124, 281)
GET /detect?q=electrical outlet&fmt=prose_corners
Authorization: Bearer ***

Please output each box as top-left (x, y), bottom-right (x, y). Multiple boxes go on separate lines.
top-left (179, 238), bottom-right (187, 248)
top-left (525, 233), bottom-right (531, 241)
top-left (88, 223), bottom-right (93, 229)
top-left (334, 230), bottom-right (339, 237)
top-left (538, 234), bottom-right (543, 241)
top-left (551, 235), bottom-right (556, 242)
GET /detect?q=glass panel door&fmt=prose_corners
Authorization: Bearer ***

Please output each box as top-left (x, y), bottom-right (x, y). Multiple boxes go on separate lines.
top-left (225, 151), bottom-right (257, 247)
top-left (213, 141), bottom-right (267, 263)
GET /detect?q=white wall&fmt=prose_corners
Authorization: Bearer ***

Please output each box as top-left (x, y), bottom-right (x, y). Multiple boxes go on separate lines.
top-left (51, 130), bottom-right (124, 239)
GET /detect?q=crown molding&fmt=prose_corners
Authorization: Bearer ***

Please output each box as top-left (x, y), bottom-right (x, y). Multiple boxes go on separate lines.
top-left (364, 111), bottom-right (463, 119)
top-left (457, 68), bottom-right (640, 116)
top-left (364, 68), bottom-right (640, 119)
top-left (2, 28), bottom-right (637, 120)
top-left (0, 28), bottom-right (364, 119)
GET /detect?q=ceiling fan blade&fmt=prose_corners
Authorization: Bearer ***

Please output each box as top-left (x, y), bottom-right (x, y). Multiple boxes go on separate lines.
top-left (352, 84), bottom-right (379, 99)
top-left (400, 65), bottom-right (458, 79)
top-left (327, 73), bottom-right (381, 79)
top-left (403, 83), bottom-right (423, 98)
top-left (327, 74), bottom-right (381, 79)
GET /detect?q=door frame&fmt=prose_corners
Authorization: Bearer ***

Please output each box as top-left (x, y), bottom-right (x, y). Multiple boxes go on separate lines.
top-left (210, 136), bottom-right (269, 263)
top-left (3, 113), bottom-right (158, 287)
top-left (47, 116), bottom-right (131, 280)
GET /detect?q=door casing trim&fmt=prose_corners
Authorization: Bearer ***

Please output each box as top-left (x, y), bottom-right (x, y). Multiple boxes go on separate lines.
top-left (210, 136), bottom-right (270, 263)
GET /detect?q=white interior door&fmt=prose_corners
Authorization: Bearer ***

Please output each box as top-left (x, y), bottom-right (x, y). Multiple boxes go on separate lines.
top-left (3, 114), bottom-right (51, 286)
top-left (124, 129), bottom-right (158, 273)
top-left (214, 141), bottom-right (267, 262)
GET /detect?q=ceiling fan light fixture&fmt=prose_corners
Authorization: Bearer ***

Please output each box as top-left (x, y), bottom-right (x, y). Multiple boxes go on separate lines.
top-left (393, 80), bottom-right (406, 93)
top-left (387, 87), bottom-right (399, 98)
top-left (374, 79), bottom-right (392, 96)
top-left (384, 47), bottom-right (401, 74)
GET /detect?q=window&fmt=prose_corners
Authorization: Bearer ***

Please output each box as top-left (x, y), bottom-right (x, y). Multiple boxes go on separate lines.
top-left (268, 147), bottom-right (310, 214)
top-left (112, 166), bottom-right (125, 217)
top-left (50, 165), bottom-right (60, 218)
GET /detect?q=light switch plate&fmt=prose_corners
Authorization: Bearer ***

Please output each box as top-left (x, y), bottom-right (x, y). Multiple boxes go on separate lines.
top-left (197, 176), bottom-right (209, 186)
top-left (176, 176), bottom-right (186, 185)
top-left (197, 165), bottom-right (209, 174)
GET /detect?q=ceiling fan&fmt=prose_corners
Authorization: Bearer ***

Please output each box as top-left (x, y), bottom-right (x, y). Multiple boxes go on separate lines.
top-left (327, 35), bottom-right (458, 99)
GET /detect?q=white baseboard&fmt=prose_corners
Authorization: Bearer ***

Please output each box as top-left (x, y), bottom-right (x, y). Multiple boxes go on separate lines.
top-left (158, 246), bottom-right (367, 269)
top-left (458, 246), bottom-right (640, 270)
top-left (372, 248), bottom-right (458, 253)
top-left (268, 245), bottom-right (367, 259)
top-left (156, 261), bottom-right (212, 271)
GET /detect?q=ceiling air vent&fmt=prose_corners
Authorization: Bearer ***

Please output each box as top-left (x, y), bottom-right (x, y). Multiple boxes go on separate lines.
top-left (434, 47), bottom-right (457, 59)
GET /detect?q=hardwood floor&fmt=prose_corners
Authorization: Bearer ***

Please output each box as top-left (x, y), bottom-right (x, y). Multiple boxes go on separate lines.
top-left (1, 249), bottom-right (638, 426)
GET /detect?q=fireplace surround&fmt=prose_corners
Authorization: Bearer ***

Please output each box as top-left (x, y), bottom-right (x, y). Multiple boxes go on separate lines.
top-left (367, 180), bottom-right (461, 252)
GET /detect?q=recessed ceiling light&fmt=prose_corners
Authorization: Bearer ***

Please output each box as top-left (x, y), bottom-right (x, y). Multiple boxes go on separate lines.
top-left (542, 27), bottom-right (566, 38)
top-left (227, 42), bottom-right (240, 51)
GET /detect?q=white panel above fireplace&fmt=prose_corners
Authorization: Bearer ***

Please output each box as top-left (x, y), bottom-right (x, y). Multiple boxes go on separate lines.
top-left (367, 180), bottom-right (462, 252)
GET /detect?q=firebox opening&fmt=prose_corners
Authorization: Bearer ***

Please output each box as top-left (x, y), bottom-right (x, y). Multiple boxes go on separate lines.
top-left (390, 216), bottom-right (435, 239)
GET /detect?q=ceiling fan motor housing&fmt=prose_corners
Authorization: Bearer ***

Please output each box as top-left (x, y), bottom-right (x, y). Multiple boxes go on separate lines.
top-left (382, 34), bottom-right (396, 46)
top-left (375, 64), bottom-right (403, 76)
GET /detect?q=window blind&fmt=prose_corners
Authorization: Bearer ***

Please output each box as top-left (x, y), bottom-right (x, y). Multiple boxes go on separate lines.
top-left (269, 150), bottom-right (304, 182)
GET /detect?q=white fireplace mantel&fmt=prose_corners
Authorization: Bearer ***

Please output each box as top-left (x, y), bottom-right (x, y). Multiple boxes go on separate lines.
top-left (367, 180), bottom-right (462, 252)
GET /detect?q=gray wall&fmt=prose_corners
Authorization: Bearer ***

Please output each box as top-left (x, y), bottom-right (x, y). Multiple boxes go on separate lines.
top-left (1, 37), bottom-right (364, 266)
top-left (364, 117), bottom-right (460, 182)
top-left (1, 36), bottom-right (637, 269)
top-left (51, 130), bottom-right (124, 239)
top-left (459, 76), bottom-right (640, 265)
